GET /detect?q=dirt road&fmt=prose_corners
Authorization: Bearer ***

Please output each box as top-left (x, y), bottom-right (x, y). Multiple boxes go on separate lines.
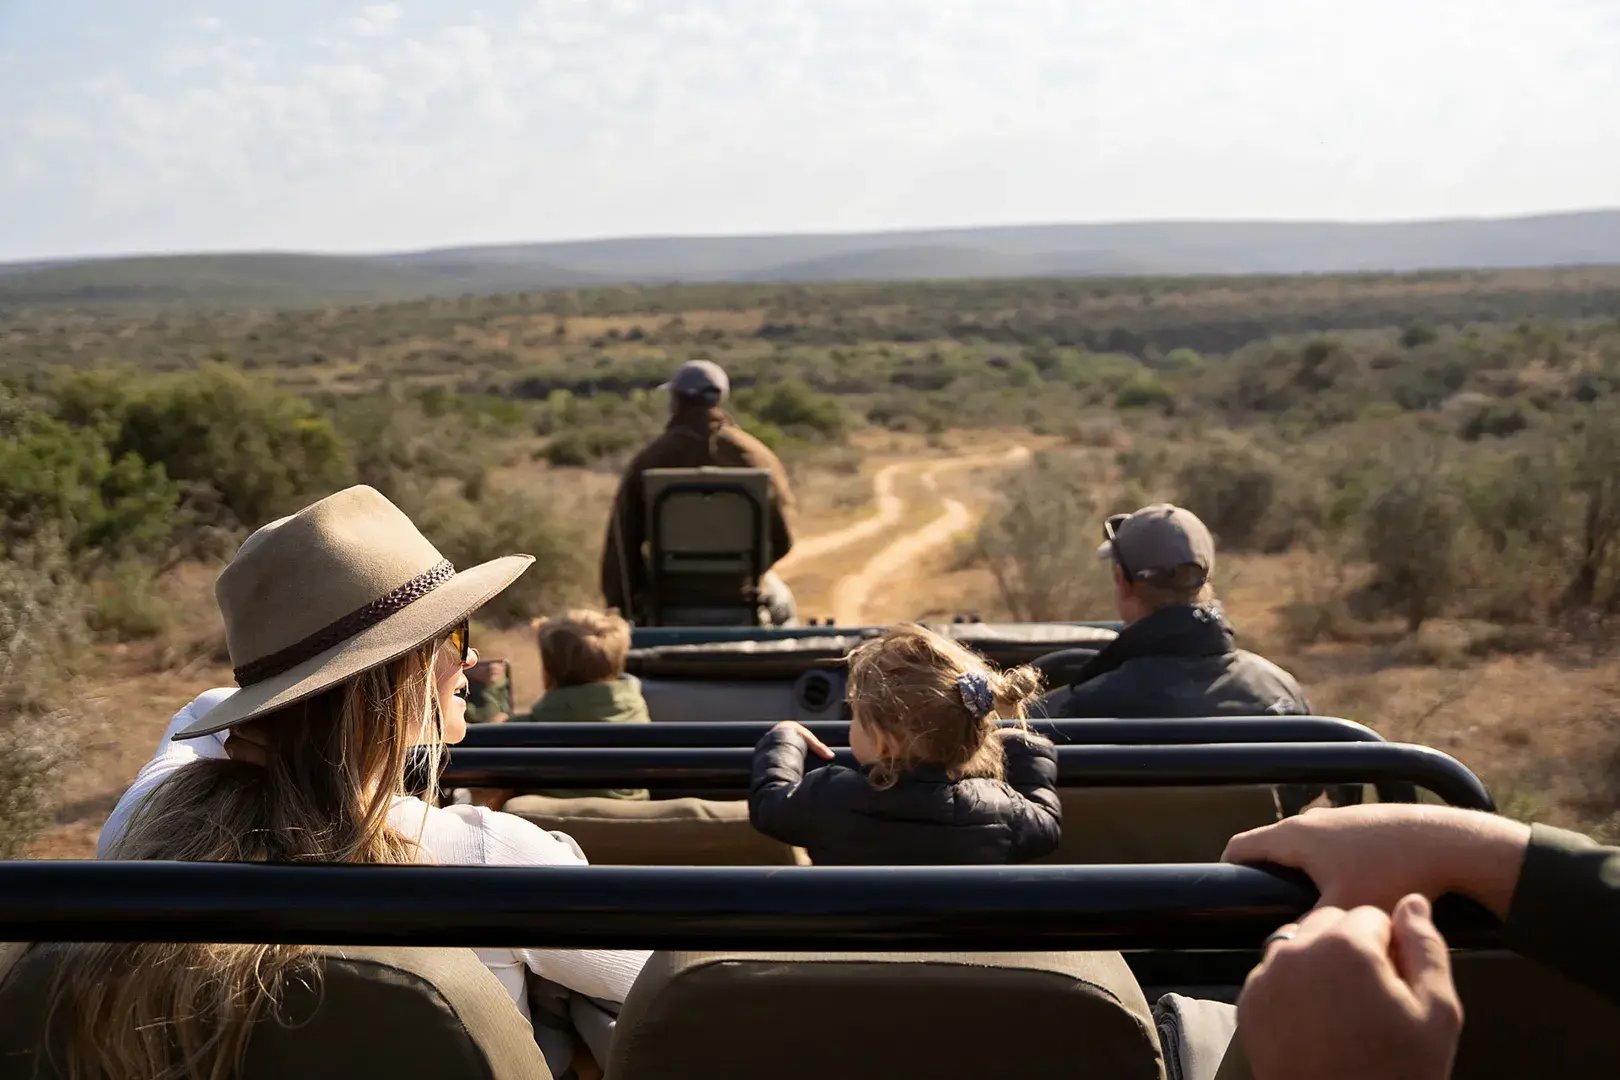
top-left (783, 446), bottom-right (1030, 624)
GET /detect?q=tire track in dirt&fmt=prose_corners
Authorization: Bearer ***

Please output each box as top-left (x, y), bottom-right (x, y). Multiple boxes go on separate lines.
top-left (785, 446), bottom-right (1030, 625)
top-left (773, 459), bottom-right (915, 573)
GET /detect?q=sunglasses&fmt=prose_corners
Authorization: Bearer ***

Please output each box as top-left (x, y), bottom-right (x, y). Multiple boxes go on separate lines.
top-left (1102, 513), bottom-right (1134, 581)
top-left (446, 619), bottom-right (470, 666)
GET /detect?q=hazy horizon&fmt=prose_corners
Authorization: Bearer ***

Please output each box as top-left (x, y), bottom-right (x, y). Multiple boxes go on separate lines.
top-left (5, 0), bottom-right (1619, 263)
top-left (5, 206), bottom-right (1619, 268)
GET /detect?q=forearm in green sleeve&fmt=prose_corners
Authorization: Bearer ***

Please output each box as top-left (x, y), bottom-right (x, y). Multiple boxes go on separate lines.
top-left (1504, 823), bottom-right (1620, 1003)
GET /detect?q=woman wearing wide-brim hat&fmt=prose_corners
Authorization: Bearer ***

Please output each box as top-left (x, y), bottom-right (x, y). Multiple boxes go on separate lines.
top-left (82, 486), bottom-right (647, 1079)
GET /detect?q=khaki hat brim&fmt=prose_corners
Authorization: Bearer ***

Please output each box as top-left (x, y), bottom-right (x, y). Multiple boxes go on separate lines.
top-left (173, 554), bottom-right (534, 741)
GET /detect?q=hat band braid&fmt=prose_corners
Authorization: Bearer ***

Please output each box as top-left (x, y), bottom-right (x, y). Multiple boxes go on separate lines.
top-left (233, 560), bottom-right (456, 687)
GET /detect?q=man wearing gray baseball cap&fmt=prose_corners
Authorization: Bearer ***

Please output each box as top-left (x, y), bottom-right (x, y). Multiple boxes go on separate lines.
top-left (602, 360), bottom-right (798, 624)
top-left (1034, 503), bottom-right (1310, 720)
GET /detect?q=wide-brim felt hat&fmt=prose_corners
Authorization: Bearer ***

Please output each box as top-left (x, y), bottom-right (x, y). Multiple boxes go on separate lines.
top-left (174, 485), bottom-right (532, 740)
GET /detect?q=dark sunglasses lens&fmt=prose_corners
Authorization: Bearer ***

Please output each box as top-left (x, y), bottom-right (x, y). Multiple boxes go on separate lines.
top-left (449, 622), bottom-right (469, 662)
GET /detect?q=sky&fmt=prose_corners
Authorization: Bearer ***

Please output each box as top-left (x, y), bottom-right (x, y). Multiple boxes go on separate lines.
top-left (2, 0), bottom-right (1619, 262)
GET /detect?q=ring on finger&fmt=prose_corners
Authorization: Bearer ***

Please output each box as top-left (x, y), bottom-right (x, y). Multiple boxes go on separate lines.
top-left (1261, 927), bottom-right (1298, 951)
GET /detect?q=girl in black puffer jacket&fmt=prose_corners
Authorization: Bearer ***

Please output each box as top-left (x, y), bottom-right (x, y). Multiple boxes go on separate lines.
top-left (748, 624), bottom-right (1062, 866)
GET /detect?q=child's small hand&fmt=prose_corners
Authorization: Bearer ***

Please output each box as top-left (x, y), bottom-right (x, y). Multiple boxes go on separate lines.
top-left (771, 720), bottom-right (836, 760)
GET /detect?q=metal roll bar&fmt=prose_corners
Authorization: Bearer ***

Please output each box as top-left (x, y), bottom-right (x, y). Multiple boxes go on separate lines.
top-left (440, 742), bottom-right (1493, 810)
top-left (459, 715), bottom-right (1384, 749)
top-left (628, 622), bottom-right (1121, 648)
top-left (0, 861), bottom-right (1502, 951)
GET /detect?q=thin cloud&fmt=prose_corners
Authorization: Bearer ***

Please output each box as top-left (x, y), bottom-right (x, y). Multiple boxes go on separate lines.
top-left (2, 0), bottom-right (1618, 261)
top-left (349, 3), bottom-right (403, 38)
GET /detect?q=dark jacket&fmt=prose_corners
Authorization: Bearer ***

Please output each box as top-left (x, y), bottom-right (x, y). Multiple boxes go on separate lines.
top-left (748, 727), bottom-right (1063, 866)
top-left (1506, 824), bottom-right (1620, 1002)
top-left (1034, 603), bottom-right (1310, 719)
top-left (601, 405), bottom-right (796, 615)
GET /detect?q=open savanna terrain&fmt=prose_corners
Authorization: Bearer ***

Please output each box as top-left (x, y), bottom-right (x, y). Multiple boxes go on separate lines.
top-left (5, 266), bottom-right (1620, 856)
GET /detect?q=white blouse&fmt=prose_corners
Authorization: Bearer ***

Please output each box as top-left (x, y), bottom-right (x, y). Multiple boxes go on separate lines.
top-left (98, 688), bottom-right (649, 1017)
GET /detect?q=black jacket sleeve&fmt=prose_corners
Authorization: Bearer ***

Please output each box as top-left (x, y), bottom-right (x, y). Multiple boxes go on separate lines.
top-left (1505, 824), bottom-right (1620, 1003)
top-left (1043, 675), bottom-right (1130, 719)
top-left (999, 733), bottom-right (1063, 861)
top-left (748, 727), bottom-right (826, 846)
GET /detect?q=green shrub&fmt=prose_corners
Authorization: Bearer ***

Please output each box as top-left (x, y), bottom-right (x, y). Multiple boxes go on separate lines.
top-left (0, 720), bottom-right (72, 858)
top-left (733, 379), bottom-right (848, 440)
top-left (88, 560), bottom-right (177, 640)
top-left (418, 490), bottom-right (595, 624)
top-left (0, 534), bottom-right (84, 855)
top-left (1113, 374), bottom-right (1174, 411)
top-left (1159, 347), bottom-right (1205, 372)
top-left (1401, 323), bottom-right (1439, 348)
top-left (0, 533), bottom-right (89, 716)
top-left (1458, 399), bottom-right (1531, 441)
top-left (1562, 404), bottom-right (1620, 608)
top-left (976, 454), bottom-right (1114, 620)
top-left (543, 425), bottom-right (642, 468)
top-left (115, 367), bottom-right (354, 528)
top-left (1174, 443), bottom-right (1300, 552)
top-left (0, 401), bottom-right (178, 558)
top-left (1360, 468), bottom-right (1468, 631)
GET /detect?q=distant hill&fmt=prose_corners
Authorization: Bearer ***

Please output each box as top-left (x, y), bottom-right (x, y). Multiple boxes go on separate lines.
top-left (5, 209), bottom-right (1620, 310)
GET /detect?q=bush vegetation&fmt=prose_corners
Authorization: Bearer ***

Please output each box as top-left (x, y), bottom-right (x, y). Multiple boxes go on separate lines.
top-left (9, 266), bottom-right (1620, 846)
top-left (975, 454), bottom-right (1112, 621)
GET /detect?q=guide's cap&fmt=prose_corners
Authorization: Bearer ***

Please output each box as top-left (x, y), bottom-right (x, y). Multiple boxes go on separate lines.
top-left (660, 360), bottom-right (729, 405)
top-left (1097, 503), bottom-right (1214, 589)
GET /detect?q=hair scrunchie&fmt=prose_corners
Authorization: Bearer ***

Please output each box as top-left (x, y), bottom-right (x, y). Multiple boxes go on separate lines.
top-left (956, 670), bottom-right (996, 719)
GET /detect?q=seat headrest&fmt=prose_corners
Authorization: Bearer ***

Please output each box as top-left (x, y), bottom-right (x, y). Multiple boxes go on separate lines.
top-left (1044, 786), bottom-right (1280, 864)
top-left (0, 943), bottom-right (551, 1080)
top-left (609, 950), bottom-right (1162, 1080)
top-left (504, 795), bottom-right (802, 865)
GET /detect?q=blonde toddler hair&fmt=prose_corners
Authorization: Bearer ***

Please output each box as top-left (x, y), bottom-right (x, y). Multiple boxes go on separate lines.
top-left (845, 624), bottom-right (1044, 789)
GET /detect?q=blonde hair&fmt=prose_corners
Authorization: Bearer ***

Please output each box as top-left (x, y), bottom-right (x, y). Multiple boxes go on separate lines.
top-left (538, 608), bottom-right (632, 687)
top-left (845, 625), bottom-right (1044, 789)
top-left (39, 637), bottom-right (448, 1080)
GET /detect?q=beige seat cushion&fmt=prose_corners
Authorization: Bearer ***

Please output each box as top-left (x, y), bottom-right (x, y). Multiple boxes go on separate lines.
top-left (505, 794), bottom-right (800, 865)
top-left (1044, 787), bottom-right (1281, 865)
top-left (0, 942), bottom-right (550, 1080)
top-left (609, 950), bottom-right (1163, 1080)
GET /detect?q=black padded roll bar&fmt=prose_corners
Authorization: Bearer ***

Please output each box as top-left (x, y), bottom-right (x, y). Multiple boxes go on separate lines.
top-left (0, 861), bottom-right (1501, 951)
top-left (440, 742), bottom-right (1493, 810)
top-left (459, 715), bottom-right (1384, 749)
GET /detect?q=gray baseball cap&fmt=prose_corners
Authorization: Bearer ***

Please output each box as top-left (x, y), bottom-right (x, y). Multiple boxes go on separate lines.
top-left (1097, 503), bottom-right (1215, 588)
top-left (660, 360), bottom-right (730, 405)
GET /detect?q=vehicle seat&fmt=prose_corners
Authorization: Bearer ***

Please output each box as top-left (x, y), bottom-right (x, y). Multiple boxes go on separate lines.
top-left (642, 467), bottom-right (772, 626)
top-left (608, 950), bottom-right (1164, 1079)
top-left (1043, 787), bottom-right (1281, 864)
top-left (0, 942), bottom-right (551, 1080)
top-left (504, 794), bottom-right (806, 865)
top-left (1449, 951), bottom-right (1620, 1076)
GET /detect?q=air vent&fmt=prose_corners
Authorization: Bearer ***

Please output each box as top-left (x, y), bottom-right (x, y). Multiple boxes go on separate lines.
top-left (795, 669), bottom-right (838, 713)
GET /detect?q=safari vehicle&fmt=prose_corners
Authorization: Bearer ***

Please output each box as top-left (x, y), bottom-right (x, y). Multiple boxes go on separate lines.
top-left (3, 627), bottom-right (1611, 1079)
top-left (2, 719), bottom-right (1614, 1079)
top-left (465, 620), bottom-right (1399, 865)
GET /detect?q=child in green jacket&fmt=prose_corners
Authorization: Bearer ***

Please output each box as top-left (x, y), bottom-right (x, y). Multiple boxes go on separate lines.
top-left (530, 609), bottom-right (651, 799)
